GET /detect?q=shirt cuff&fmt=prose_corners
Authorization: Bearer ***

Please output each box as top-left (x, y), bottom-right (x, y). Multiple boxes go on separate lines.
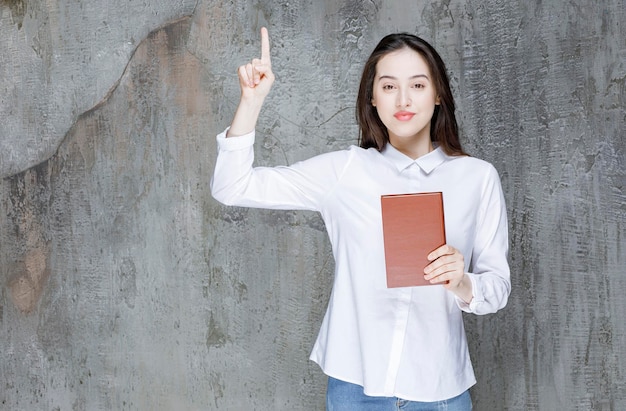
top-left (216, 127), bottom-right (255, 151)
top-left (455, 273), bottom-right (484, 313)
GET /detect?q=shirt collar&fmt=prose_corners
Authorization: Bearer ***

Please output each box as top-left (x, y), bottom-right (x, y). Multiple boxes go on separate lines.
top-left (380, 143), bottom-right (449, 174)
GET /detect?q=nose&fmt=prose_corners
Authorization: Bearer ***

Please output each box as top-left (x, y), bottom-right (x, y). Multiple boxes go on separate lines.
top-left (396, 88), bottom-right (411, 107)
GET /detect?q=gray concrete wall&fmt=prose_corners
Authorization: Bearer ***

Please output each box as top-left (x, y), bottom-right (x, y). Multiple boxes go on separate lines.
top-left (1, 0), bottom-right (624, 410)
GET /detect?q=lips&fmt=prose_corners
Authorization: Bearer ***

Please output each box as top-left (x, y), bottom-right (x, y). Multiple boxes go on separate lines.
top-left (394, 111), bottom-right (415, 121)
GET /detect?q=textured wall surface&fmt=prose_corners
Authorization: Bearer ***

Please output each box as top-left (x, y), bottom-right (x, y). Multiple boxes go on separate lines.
top-left (0, 0), bottom-right (198, 177)
top-left (1, 1), bottom-right (624, 410)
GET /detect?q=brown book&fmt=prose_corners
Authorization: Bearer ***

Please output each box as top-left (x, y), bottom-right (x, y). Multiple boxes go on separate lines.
top-left (381, 192), bottom-right (446, 288)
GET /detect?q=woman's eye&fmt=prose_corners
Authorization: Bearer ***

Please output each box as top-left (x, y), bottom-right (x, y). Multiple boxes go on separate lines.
top-left (382, 84), bottom-right (395, 90)
top-left (413, 83), bottom-right (425, 89)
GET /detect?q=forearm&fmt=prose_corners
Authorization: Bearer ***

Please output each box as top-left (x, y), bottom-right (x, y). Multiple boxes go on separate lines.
top-left (457, 165), bottom-right (510, 314)
top-left (227, 96), bottom-right (265, 137)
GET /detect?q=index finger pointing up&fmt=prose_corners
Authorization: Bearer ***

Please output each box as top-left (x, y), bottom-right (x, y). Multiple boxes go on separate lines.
top-left (260, 27), bottom-right (271, 65)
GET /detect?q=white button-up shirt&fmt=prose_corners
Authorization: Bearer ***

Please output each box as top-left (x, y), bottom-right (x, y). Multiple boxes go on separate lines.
top-left (211, 129), bottom-right (510, 402)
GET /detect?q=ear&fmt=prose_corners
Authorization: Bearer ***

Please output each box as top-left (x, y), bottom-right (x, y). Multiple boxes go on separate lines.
top-left (371, 99), bottom-right (376, 107)
top-left (435, 96), bottom-right (441, 105)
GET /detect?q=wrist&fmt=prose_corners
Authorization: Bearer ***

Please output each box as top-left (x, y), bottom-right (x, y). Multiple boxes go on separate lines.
top-left (228, 98), bottom-right (265, 137)
top-left (239, 93), bottom-right (266, 110)
top-left (451, 273), bottom-right (473, 304)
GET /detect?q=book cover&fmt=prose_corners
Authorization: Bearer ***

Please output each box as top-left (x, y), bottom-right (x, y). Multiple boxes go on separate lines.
top-left (381, 192), bottom-right (446, 288)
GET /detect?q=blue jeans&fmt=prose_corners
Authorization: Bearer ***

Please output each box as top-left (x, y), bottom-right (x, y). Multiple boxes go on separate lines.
top-left (326, 377), bottom-right (472, 411)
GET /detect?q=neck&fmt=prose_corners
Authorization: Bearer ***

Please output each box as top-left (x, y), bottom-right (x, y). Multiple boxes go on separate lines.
top-left (388, 135), bottom-right (434, 160)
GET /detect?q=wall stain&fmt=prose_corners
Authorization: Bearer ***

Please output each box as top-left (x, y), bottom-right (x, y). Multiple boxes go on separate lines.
top-left (8, 248), bottom-right (50, 314)
top-left (6, 164), bottom-right (52, 315)
top-left (0, 0), bottom-right (26, 29)
top-left (206, 313), bottom-right (229, 349)
top-left (115, 257), bottom-right (138, 309)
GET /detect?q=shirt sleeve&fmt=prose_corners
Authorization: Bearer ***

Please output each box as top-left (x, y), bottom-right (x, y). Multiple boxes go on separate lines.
top-left (210, 128), bottom-right (348, 211)
top-left (456, 164), bottom-right (511, 314)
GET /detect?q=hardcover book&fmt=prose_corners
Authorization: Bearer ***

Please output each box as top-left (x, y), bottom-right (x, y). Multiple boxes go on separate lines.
top-left (381, 192), bottom-right (447, 288)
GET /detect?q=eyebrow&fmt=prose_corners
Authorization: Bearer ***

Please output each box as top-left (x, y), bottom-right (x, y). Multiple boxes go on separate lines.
top-left (377, 74), bottom-right (430, 81)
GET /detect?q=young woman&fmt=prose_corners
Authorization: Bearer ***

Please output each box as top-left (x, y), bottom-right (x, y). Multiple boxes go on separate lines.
top-left (211, 28), bottom-right (510, 411)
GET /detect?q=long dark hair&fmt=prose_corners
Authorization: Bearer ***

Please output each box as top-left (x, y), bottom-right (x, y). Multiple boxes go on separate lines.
top-left (356, 33), bottom-right (466, 156)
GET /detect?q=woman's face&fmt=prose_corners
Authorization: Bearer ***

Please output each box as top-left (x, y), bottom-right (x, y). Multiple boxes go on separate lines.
top-left (371, 47), bottom-right (440, 157)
